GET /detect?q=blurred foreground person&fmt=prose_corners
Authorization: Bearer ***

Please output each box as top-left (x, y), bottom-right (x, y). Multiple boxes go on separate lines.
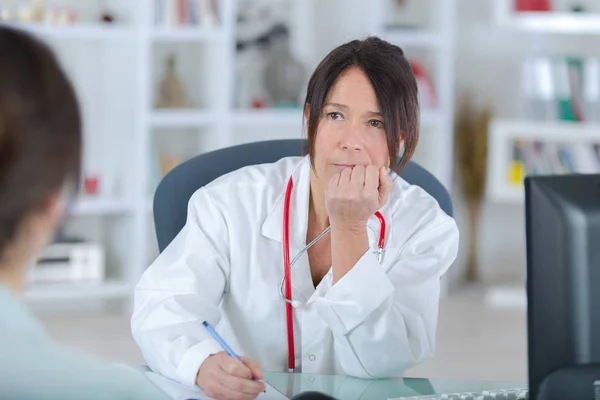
top-left (0, 26), bottom-right (168, 400)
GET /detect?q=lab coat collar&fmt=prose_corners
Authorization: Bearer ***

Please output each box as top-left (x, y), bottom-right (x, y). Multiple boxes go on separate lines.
top-left (261, 156), bottom-right (311, 247)
top-left (260, 156), bottom-right (396, 250)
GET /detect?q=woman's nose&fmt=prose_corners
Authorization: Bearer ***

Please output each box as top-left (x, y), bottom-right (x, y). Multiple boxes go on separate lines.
top-left (341, 126), bottom-right (363, 151)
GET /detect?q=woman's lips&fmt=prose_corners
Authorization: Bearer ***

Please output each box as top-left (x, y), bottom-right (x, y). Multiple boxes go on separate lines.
top-left (332, 164), bottom-right (357, 169)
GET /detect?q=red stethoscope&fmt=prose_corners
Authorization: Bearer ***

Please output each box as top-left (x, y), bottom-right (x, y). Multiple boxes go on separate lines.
top-left (280, 176), bottom-right (387, 372)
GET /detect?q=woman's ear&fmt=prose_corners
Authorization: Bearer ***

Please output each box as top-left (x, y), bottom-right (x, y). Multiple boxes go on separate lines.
top-left (389, 134), bottom-right (405, 166)
top-left (396, 133), bottom-right (405, 154)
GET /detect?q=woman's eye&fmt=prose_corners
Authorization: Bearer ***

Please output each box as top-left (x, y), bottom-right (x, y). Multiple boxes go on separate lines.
top-left (369, 119), bottom-right (384, 129)
top-left (327, 112), bottom-right (342, 120)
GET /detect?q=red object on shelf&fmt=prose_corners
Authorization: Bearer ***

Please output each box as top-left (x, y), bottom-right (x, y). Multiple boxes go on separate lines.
top-left (84, 176), bottom-right (99, 195)
top-left (515, 0), bottom-right (551, 11)
top-left (251, 97), bottom-right (268, 109)
top-left (409, 60), bottom-right (437, 109)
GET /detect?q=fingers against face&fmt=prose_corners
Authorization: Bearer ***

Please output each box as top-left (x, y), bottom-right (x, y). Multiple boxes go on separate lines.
top-left (329, 165), bottom-right (382, 189)
top-left (364, 165), bottom-right (379, 191)
top-left (349, 165), bottom-right (365, 188)
top-left (339, 166), bottom-right (352, 185)
top-left (378, 167), bottom-right (393, 207)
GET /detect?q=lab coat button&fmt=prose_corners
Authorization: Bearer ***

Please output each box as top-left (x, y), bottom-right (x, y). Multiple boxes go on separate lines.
top-left (308, 354), bottom-right (316, 361)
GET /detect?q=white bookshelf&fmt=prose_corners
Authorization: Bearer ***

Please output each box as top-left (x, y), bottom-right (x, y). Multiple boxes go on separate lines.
top-left (489, 1), bottom-right (600, 205)
top-left (138, 0), bottom-right (236, 287)
top-left (0, 0), bottom-right (457, 308)
top-left (487, 2), bottom-right (600, 309)
top-left (370, 0), bottom-right (457, 190)
top-left (487, 118), bottom-right (600, 204)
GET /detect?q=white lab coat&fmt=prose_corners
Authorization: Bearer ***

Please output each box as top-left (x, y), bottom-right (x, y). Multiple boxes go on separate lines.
top-left (132, 155), bottom-right (459, 387)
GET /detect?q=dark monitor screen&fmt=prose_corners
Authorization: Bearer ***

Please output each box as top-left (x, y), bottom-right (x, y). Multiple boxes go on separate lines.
top-left (525, 174), bottom-right (600, 400)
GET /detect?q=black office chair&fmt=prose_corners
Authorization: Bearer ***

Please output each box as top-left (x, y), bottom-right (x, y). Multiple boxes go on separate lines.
top-left (153, 139), bottom-right (453, 252)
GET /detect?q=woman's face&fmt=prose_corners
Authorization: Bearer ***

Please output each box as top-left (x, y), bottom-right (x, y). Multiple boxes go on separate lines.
top-left (310, 66), bottom-right (391, 184)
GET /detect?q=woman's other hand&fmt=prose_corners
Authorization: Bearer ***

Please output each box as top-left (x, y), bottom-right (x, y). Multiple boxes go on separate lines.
top-left (196, 352), bottom-right (265, 400)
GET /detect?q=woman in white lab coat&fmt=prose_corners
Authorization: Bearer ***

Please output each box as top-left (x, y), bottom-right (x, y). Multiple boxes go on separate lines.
top-left (132, 36), bottom-right (459, 400)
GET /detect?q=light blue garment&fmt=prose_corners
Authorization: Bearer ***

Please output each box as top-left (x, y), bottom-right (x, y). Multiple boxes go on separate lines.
top-left (0, 285), bottom-right (170, 400)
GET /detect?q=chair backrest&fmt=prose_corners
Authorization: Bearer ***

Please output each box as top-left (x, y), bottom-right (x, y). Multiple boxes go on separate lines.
top-left (153, 139), bottom-right (453, 252)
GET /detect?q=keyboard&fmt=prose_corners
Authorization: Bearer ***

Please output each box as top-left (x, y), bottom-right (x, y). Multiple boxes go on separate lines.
top-left (389, 388), bottom-right (528, 399)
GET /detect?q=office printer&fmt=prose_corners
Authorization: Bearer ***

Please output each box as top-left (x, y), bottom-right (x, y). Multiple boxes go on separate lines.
top-left (28, 241), bottom-right (105, 284)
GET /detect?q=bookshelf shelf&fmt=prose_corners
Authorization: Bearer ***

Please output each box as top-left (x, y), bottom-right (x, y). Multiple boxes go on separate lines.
top-left (70, 198), bottom-right (135, 216)
top-left (150, 109), bottom-right (216, 127)
top-left (0, 22), bottom-right (132, 40)
top-left (494, 0), bottom-right (600, 34)
top-left (491, 119), bottom-right (600, 141)
top-left (379, 29), bottom-right (442, 48)
top-left (151, 27), bottom-right (222, 42)
top-left (24, 280), bottom-right (131, 303)
top-left (499, 12), bottom-right (600, 34)
top-left (232, 109), bottom-right (303, 126)
top-left (487, 118), bottom-right (600, 203)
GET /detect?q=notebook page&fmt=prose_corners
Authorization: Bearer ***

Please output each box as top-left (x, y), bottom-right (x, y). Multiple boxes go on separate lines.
top-left (145, 371), bottom-right (289, 400)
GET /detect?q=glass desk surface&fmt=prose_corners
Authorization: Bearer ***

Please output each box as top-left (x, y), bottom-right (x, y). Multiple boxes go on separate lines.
top-left (263, 372), bottom-right (527, 399)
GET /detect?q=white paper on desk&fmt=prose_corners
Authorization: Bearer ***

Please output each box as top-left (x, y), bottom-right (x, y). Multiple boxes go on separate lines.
top-left (145, 371), bottom-right (289, 400)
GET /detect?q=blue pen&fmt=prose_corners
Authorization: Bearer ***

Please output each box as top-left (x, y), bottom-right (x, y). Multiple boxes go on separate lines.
top-left (202, 321), bottom-right (262, 384)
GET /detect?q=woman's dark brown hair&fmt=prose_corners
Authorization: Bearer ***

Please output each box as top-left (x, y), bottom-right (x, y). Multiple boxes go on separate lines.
top-left (304, 36), bottom-right (419, 173)
top-left (0, 26), bottom-right (82, 257)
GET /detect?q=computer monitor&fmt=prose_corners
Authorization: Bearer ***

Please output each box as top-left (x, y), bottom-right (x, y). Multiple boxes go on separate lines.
top-left (525, 174), bottom-right (600, 400)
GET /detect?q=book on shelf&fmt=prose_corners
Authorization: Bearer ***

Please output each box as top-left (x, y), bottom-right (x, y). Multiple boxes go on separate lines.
top-left (515, 0), bottom-right (551, 12)
top-left (508, 140), bottom-right (600, 185)
top-left (410, 60), bottom-right (437, 110)
top-left (523, 55), bottom-right (600, 123)
top-left (154, 0), bottom-right (219, 28)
